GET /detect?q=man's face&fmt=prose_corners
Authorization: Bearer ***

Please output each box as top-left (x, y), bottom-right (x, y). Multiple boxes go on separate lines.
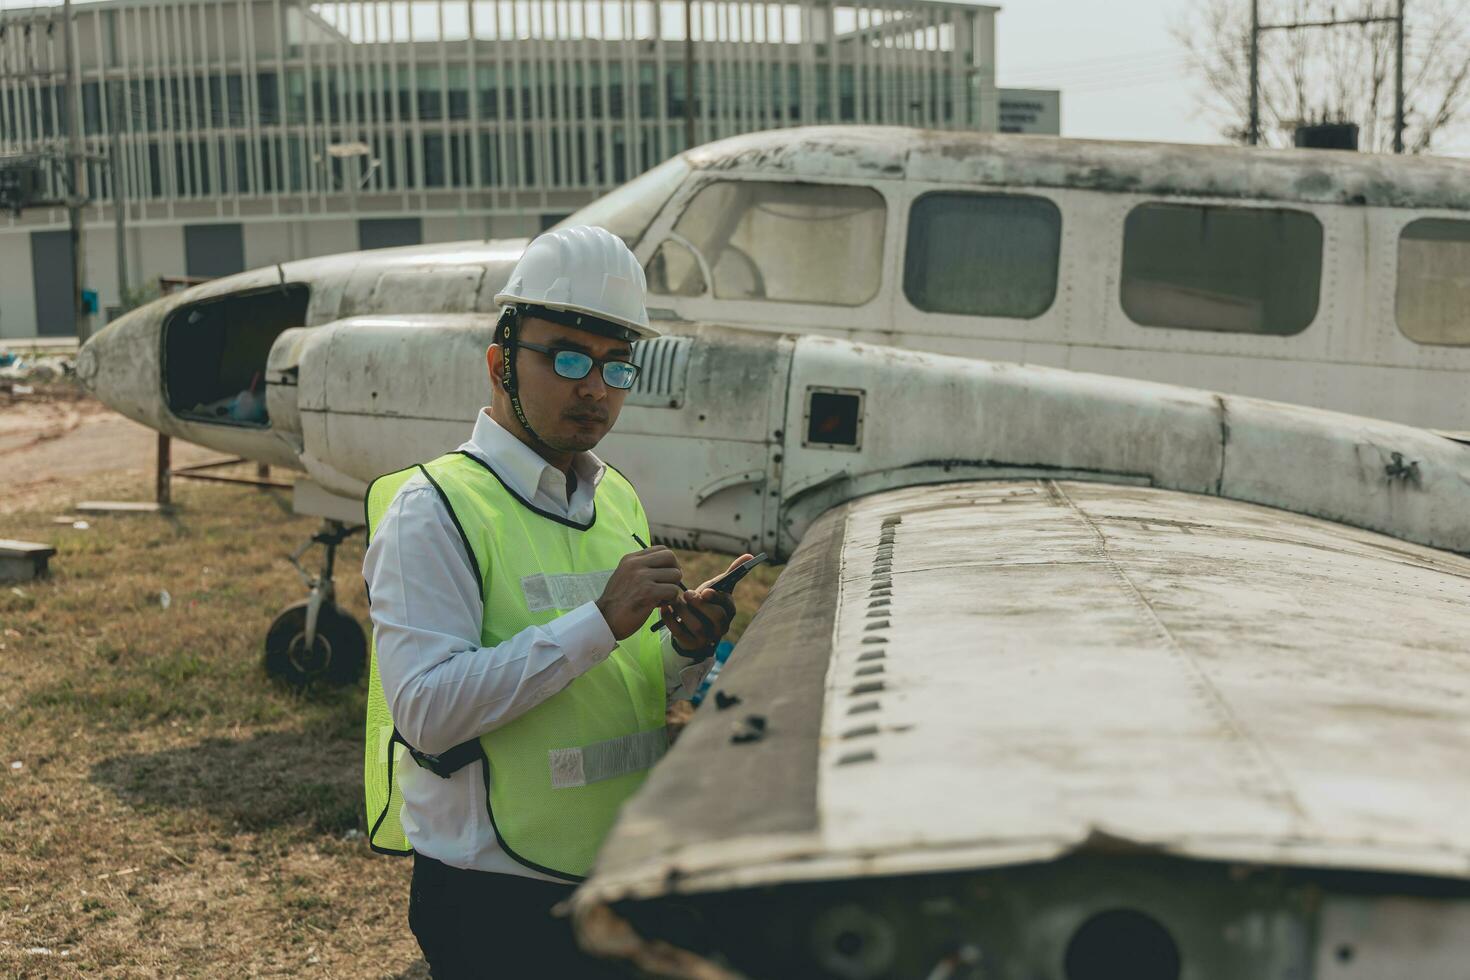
top-left (491, 316), bottom-right (633, 453)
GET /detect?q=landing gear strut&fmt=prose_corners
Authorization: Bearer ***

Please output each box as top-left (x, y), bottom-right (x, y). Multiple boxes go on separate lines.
top-left (264, 520), bottom-right (366, 689)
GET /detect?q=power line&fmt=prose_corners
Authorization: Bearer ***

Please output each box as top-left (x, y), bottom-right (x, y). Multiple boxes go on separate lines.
top-left (1248, 0), bottom-right (1406, 150)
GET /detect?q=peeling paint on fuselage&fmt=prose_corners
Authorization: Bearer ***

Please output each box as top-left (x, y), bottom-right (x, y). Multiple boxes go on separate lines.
top-left (687, 126), bottom-right (1470, 209)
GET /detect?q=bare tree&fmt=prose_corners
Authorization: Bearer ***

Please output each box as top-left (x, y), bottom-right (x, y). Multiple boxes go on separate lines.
top-left (1174, 0), bottom-right (1470, 153)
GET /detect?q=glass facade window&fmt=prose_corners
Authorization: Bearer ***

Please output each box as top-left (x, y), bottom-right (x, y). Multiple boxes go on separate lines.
top-left (477, 65), bottom-right (500, 119)
top-left (82, 82), bottom-right (102, 134)
top-left (447, 66), bottom-right (470, 120)
top-left (1396, 218), bottom-right (1470, 346)
top-left (904, 192), bottom-right (1061, 319)
top-left (838, 65), bottom-right (855, 121)
top-left (418, 67), bottom-right (442, 120)
top-left (286, 71), bottom-right (307, 124)
top-left (1121, 203), bottom-right (1322, 336)
top-left (665, 65), bottom-right (690, 120)
top-left (639, 63), bottom-right (656, 118)
top-left (257, 73), bottom-right (280, 125)
top-left (423, 134), bottom-right (447, 187)
top-left (649, 180), bottom-right (886, 306)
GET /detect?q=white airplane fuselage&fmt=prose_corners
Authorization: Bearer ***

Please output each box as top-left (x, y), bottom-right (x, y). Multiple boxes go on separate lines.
top-left (78, 128), bottom-right (1470, 527)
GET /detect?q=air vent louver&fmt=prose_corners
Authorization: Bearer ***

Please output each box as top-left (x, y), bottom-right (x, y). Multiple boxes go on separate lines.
top-left (628, 335), bottom-right (692, 408)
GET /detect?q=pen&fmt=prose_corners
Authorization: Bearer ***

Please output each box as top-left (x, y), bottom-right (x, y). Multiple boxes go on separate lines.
top-left (632, 533), bottom-right (685, 632)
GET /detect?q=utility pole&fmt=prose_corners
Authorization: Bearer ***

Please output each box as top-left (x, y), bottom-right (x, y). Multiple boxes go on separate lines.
top-left (1247, 1), bottom-right (1407, 152)
top-left (63, 0), bottom-right (90, 341)
top-left (108, 85), bottom-right (128, 307)
top-left (684, 0), bottom-right (696, 150)
top-left (1393, 0), bottom-right (1406, 153)
top-left (1248, 0), bottom-right (1260, 145)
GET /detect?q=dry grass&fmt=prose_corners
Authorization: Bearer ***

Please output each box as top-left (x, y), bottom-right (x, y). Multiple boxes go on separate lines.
top-left (0, 465), bottom-right (777, 977)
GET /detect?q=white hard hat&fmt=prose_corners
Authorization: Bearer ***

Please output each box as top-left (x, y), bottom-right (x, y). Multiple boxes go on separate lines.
top-left (494, 225), bottom-right (661, 341)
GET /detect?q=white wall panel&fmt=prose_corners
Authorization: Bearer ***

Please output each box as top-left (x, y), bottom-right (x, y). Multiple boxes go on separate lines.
top-left (244, 222), bottom-right (297, 269)
top-left (487, 213), bottom-right (543, 240)
top-left (423, 215), bottom-right (484, 244)
top-left (298, 219), bottom-right (359, 260)
top-left (82, 228), bottom-right (121, 317)
top-left (0, 234), bottom-right (39, 339)
top-left (132, 226), bottom-right (188, 286)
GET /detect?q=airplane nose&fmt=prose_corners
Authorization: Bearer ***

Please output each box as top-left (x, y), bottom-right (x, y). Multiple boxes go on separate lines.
top-left (77, 304), bottom-right (165, 428)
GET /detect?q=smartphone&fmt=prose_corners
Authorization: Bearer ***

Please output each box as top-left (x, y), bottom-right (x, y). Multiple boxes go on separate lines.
top-left (651, 553), bottom-right (769, 633)
top-left (707, 553), bottom-right (769, 594)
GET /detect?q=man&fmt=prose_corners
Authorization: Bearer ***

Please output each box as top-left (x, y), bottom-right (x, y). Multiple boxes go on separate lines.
top-left (361, 225), bottom-right (745, 977)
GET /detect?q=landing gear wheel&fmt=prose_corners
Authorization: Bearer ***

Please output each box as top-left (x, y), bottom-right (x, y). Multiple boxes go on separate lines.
top-left (264, 600), bottom-right (366, 689)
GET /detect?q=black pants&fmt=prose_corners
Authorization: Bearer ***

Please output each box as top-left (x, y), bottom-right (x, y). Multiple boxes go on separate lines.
top-left (408, 854), bottom-right (624, 979)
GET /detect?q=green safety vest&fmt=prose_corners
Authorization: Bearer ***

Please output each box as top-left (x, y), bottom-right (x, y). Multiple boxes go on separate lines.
top-left (362, 450), bottom-right (667, 880)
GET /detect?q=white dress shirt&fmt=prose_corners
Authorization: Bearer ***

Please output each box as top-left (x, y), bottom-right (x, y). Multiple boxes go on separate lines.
top-left (363, 410), bottom-right (707, 878)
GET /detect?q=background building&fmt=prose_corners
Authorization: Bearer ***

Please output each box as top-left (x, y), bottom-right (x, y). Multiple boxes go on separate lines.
top-left (0, 0), bottom-right (1003, 338)
top-left (998, 87), bottom-right (1058, 135)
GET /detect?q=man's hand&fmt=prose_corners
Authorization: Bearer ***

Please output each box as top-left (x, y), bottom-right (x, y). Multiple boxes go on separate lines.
top-left (596, 547), bottom-right (686, 641)
top-left (661, 554), bottom-right (750, 657)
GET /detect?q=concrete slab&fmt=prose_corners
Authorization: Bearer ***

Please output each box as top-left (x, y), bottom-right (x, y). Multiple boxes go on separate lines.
top-left (75, 501), bottom-right (171, 515)
top-left (0, 539), bottom-right (56, 582)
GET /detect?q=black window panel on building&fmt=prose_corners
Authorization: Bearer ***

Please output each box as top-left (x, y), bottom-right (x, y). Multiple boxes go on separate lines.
top-left (424, 134), bottom-right (447, 187)
top-left (1121, 203), bottom-right (1322, 336)
top-left (1396, 218), bottom-right (1470, 346)
top-left (30, 230), bottom-right (76, 337)
top-left (359, 218), bottom-right (422, 251)
top-left (184, 223), bottom-right (246, 280)
top-left (256, 73), bottom-right (280, 125)
top-left (905, 192), bottom-right (1061, 319)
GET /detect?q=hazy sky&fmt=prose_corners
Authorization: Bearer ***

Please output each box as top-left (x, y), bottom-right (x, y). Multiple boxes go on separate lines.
top-left (996, 0), bottom-right (1469, 156)
top-left (996, 0), bottom-right (1224, 145)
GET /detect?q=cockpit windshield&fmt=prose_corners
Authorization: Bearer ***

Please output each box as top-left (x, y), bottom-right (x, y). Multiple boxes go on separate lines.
top-left (555, 156), bottom-right (691, 250)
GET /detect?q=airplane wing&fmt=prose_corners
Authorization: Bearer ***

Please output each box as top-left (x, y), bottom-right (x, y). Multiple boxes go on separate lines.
top-left (573, 477), bottom-right (1470, 979)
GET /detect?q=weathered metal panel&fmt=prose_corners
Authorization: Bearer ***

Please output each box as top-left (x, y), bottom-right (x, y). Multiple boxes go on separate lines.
top-left (289, 317), bottom-right (785, 554)
top-left (294, 314), bottom-right (493, 488)
top-left (686, 127), bottom-right (1470, 211)
top-left (1314, 895), bottom-right (1470, 978)
top-left (777, 335), bottom-right (1470, 557)
top-left (578, 478), bottom-right (1470, 905)
top-left (1218, 396), bottom-right (1469, 553)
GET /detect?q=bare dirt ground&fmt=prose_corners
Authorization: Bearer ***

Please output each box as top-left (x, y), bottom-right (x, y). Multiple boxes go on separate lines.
top-left (1, 384), bottom-right (218, 514)
top-left (0, 389), bottom-right (776, 978)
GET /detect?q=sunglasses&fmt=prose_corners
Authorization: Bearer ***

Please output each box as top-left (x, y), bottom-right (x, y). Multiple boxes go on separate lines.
top-left (517, 341), bottom-right (641, 390)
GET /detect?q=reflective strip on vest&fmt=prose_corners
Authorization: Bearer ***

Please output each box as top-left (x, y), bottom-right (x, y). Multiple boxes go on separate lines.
top-left (521, 570), bottom-right (615, 613)
top-left (549, 726), bottom-right (668, 789)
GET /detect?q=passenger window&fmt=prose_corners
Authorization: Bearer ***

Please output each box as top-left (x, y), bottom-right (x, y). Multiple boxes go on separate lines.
top-left (1396, 218), bottom-right (1470, 346)
top-left (650, 180), bottom-right (885, 306)
top-left (904, 192), bottom-right (1061, 318)
top-left (1121, 203), bottom-right (1322, 335)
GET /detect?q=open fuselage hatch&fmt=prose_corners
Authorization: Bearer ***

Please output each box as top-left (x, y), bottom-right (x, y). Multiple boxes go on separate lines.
top-left (162, 284), bottom-right (310, 428)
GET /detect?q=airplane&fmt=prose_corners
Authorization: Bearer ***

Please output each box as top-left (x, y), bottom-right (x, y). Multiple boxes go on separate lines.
top-left (75, 125), bottom-right (1470, 685)
top-left (80, 125), bottom-right (1470, 447)
top-left (74, 128), bottom-right (1470, 976)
